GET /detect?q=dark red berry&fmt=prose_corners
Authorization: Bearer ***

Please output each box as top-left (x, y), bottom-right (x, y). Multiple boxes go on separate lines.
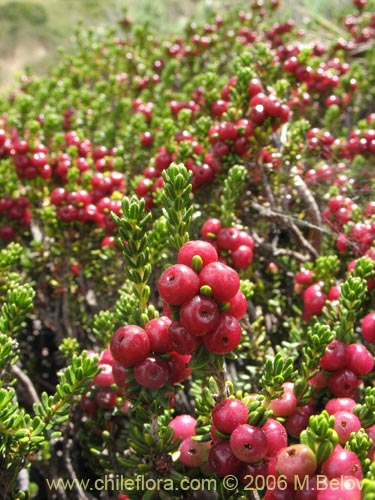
top-left (133, 356), bottom-right (170, 390)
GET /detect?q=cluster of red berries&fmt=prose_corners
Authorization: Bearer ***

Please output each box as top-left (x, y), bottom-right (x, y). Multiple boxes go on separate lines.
top-left (81, 348), bottom-right (131, 416)
top-left (0, 128), bottom-right (52, 181)
top-left (47, 131), bottom-right (127, 240)
top-left (201, 218), bottom-right (255, 270)
top-left (109, 321), bottom-right (192, 392)
top-left (136, 134), bottom-right (219, 208)
top-left (0, 195), bottom-right (32, 242)
top-left (158, 240), bottom-right (246, 355)
top-left (311, 338), bottom-right (374, 399)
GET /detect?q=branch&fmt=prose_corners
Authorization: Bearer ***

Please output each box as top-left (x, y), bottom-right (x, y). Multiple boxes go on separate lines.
top-left (250, 200), bottom-right (324, 258)
top-left (293, 175), bottom-right (323, 254)
top-left (12, 363), bottom-right (41, 407)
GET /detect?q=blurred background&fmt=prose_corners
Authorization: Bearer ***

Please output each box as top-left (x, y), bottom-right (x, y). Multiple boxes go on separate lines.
top-left (0, 0), bottom-right (352, 91)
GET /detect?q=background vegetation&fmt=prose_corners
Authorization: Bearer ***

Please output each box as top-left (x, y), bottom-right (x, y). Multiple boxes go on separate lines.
top-left (0, 0), bottom-right (351, 90)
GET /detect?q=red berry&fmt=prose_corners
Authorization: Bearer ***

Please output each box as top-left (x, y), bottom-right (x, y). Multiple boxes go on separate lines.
top-left (94, 388), bottom-right (118, 410)
top-left (361, 312), bottom-right (375, 343)
top-left (110, 325), bottom-right (150, 367)
top-left (328, 369), bottom-right (359, 398)
top-left (177, 240), bottom-right (218, 269)
top-left (229, 423), bottom-right (268, 463)
top-left (179, 295), bottom-right (220, 336)
top-left (211, 398), bottom-right (249, 435)
top-left (168, 352), bottom-right (192, 384)
top-left (93, 363), bottom-right (115, 387)
top-left (227, 290), bottom-right (247, 320)
top-left (261, 418), bottom-right (288, 457)
top-left (168, 321), bottom-right (201, 354)
top-left (158, 264), bottom-right (200, 306)
top-left (208, 441), bottom-right (242, 477)
top-left (145, 316), bottom-right (172, 353)
top-left (230, 244), bottom-right (253, 269)
top-left (199, 261), bottom-right (240, 303)
top-left (320, 339), bottom-right (348, 371)
top-left (202, 314), bottom-right (242, 354)
top-left (217, 226), bottom-right (241, 251)
top-left (201, 218), bottom-right (221, 239)
top-left (133, 356), bottom-right (170, 390)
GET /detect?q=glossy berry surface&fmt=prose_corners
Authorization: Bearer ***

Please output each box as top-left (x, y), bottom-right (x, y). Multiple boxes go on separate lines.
top-left (157, 264), bottom-right (200, 305)
top-left (211, 398), bottom-right (249, 434)
top-left (202, 313), bottom-right (242, 354)
top-left (199, 261), bottom-right (240, 302)
top-left (276, 444), bottom-right (317, 483)
top-left (110, 325), bottom-right (150, 367)
top-left (133, 356), bottom-right (170, 390)
top-left (208, 440), bottom-right (242, 477)
top-left (229, 424), bottom-right (268, 463)
top-left (179, 295), bottom-right (220, 336)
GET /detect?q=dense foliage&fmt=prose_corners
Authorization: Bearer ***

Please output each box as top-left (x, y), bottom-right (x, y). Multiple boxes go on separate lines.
top-left (1, 0), bottom-right (375, 498)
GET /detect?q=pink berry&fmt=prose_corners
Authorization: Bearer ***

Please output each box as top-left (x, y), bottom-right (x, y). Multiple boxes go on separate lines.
top-left (276, 444), bottom-right (317, 484)
top-left (361, 312), bottom-right (375, 343)
top-left (325, 398), bottom-right (356, 415)
top-left (179, 437), bottom-right (209, 467)
top-left (261, 418), bottom-right (288, 456)
top-left (321, 445), bottom-right (362, 480)
top-left (316, 476), bottom-right (361, 500)
top-left (211, 398), bottom-right (249, 434)
top-left (346, 343), bottom-right (374, 375)
top-left (333, 411), bottom-right (361, 444)
top-left (168, 414), bottom-right (197, 442)
top-left (269, 382), bottom-right (297, 417)
top-left (230, 423), bottom-right (268, 463)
